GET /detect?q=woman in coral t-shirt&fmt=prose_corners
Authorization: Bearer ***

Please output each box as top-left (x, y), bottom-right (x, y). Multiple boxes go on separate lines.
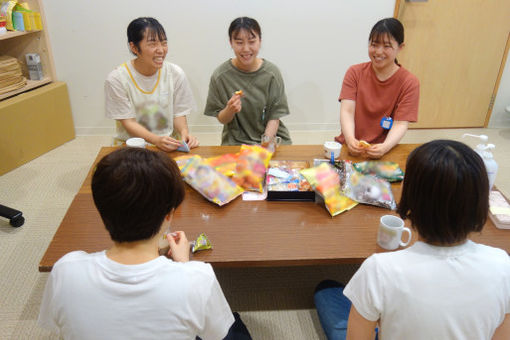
top-left (335, 18), bottom-right (419, 159)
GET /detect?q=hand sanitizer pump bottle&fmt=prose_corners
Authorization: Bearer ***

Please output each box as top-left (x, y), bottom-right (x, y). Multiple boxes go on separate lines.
top-left (462, 134), bottom-right (498, 190)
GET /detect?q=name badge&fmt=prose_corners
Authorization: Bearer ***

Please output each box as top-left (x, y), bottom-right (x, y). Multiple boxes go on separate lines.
top-left (380, 117), bottom-right (393, 130)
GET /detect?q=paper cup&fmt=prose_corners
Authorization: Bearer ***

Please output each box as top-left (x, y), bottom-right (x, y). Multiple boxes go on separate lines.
top-left (324, 141), bottom-right (342, 159)
top-left (126, 137), bottom-right (146, 148)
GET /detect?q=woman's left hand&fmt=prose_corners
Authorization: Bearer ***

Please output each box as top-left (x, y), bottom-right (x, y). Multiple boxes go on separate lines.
top-left (182, 133), bottom-right (199, 149)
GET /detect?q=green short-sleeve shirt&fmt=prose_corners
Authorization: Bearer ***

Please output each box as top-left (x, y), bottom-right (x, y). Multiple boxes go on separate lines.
top-left (204, 59), bottom-right (292, 146)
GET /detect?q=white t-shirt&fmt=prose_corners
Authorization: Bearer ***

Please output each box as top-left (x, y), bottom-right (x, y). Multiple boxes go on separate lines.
top-left (344, 240), bottom-right (510, 340)
top-left (105, 60), bottom-right (196, 141)
top-left (38, 251), bottom-right (234, 340)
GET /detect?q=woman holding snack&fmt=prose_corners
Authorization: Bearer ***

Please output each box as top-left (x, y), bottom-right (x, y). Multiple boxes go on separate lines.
top-left (314, 140), bottom-right (510, 339)
top-left (105, 17), bottom-right (199, 152)
top-left (204, 17), bottom-right (292, 146)
top-left (335, 18), bottom-right (419, 159)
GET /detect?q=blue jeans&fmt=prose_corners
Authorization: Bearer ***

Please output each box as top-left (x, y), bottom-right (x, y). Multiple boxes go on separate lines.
top-left (314, 280), bottom-right (378, 340)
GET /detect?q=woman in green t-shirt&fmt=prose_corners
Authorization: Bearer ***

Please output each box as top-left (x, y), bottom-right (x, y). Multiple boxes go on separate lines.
top-left (204, 17), bottom-right (292, 146)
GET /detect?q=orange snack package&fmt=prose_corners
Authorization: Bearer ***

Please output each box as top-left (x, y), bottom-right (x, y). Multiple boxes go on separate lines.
top-left (205, 153), bottom-right (239, 177)
top-left (232, 144), bottom-right (273, 192)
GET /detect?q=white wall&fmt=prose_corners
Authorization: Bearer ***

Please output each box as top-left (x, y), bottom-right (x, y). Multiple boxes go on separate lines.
top-left (42, 0), bottom-right (510, 135)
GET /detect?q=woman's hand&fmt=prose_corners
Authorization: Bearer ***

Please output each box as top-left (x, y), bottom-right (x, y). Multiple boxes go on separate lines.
top-left (166, 231), bottom-right (189, 262)
top-left (224, 92), bottom-right (242, 115)
top-left (345, 136), bottom-right (364, 156)
top-left (181, 133), bottom-right (199, 149)
top-left (154, 136), bottom-right (182, 152)
top-left (217, 92), bottom-right (243, 124)
top-left (365, 143), bottom-right (390, 159)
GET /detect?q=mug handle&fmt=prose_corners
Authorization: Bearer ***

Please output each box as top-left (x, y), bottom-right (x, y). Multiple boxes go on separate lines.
top-left (275, 136), bottom-right (282, 146)
top-left (399, 227), bottom-right (412, 247)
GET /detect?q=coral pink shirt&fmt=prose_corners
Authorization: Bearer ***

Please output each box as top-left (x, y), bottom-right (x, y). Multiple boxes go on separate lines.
top-left (335, 62), bottom-right (419, 144)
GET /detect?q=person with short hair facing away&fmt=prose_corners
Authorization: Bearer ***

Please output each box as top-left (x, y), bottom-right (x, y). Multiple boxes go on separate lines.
top-left (335, 18), bottom-right (419, 159)
top-left (38, 148), bottom-right (235, 339)
top-left (105, 17), bottom-right (199, 152)
top-left (314, 140), bottom-right (510, 340)
top-left (204, 17), bottom-right (292, 146)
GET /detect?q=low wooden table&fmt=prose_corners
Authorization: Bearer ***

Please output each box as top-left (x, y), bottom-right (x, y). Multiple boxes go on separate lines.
top-left (39, 144), bottom-right (509, 271)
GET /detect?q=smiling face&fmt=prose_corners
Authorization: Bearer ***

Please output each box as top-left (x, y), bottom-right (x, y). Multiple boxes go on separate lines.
top-left (130, 28), bottom-right (168, 75)
top-left (368, 33), bottom-right (402, 72)
top-left (230, 29), bottom-right (261, 72)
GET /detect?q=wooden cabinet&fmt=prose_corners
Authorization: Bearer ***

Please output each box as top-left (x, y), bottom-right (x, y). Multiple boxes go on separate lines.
top-left (0, 0), bottom-right (75, 175)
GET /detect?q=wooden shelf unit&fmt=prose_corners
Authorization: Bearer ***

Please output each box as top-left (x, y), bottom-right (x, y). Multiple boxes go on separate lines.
top-left (0, 0), bottom-right (75, 175)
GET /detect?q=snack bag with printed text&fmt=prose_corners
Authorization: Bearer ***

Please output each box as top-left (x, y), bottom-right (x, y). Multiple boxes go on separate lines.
top-left (178, 155), bottom-right (243, 206)
top-left (205, 153), bottom-right (239, 177)
top-left (300, 163), bottom-right (358, 216)
top-left (353, 161), bottom-right (404, 182)
top-left (232, 144), bottom-right (273, 192)
top-left (344, 163), bottom-right (396, 210)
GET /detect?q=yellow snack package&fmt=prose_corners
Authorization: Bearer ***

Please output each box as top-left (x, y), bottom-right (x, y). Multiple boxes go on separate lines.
top-left (301, 163), bottom-right (358, 216)
top-left (232, 144), bottom-right (273, 192)
top-left (191, 233), bottom-right (212, 253)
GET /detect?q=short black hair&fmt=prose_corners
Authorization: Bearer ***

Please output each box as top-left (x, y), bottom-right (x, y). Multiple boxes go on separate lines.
top-left (228, 17), bottom-right (261, 41)
top-left (92, 148), bottom-right (184, 243)
top-left (127, 17), bottom-right (167, 55)
top-left (397, 140), bottom-right (489, 245)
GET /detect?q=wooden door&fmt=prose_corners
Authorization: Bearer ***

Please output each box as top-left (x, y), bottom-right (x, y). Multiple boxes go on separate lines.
top-left (395, 0), bottom-right (510, 128)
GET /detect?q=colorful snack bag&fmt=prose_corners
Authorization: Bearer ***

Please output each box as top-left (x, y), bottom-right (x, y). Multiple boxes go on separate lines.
top-left (232, 144), bottom-right (273, 192)
top-left (191, 233), bottom-right (212, 253)
top-left (205, 153), bottom-right (239, 177)
top-left (175, 155), bottom-right (195, 171)
top-left (344, 163), bottom-right (396, 210)
top-left (300, 163), bottom-right (358, 216)
top-left (179, 155), bottom-right (243, 206)
top-left (266, 160), bottom-right (311, 192)
top-left (353, 161), bottom-right (404, 182)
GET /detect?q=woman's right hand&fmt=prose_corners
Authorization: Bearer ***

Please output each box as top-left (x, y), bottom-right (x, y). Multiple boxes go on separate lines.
top-left (154, 136), bottom-right (183, 152)
top-left (345, 137), bottom-right (364, 156)
top-left (167, 231), bottom-right (190, 262)
top-left (224, 92), bottom-right (242, 116)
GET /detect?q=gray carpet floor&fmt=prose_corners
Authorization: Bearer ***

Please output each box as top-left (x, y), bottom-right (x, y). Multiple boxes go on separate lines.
top-left (1, 128), bottom-right (509, 339)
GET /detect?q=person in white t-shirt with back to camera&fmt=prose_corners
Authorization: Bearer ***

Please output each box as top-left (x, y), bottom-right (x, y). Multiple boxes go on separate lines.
top-left (38, 147), bottom-right (254, 340)
top-left (105, 17), bottom-right (199, 151)
top-left (314, 140), bottom-right (510, 340)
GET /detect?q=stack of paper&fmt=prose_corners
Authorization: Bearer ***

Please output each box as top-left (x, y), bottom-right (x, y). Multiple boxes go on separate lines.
top-left (0, 55), bottom-right (26, 95)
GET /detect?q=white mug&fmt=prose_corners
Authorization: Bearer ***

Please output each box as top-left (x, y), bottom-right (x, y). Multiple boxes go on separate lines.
top-left (377, 215), bottom-right (412, 250)
top-left (324, 141), bottom-right (342, 159)
top-left (126, 137), bottom-right (146, 148)
top-left (261, 134), bottom-right (282, 153)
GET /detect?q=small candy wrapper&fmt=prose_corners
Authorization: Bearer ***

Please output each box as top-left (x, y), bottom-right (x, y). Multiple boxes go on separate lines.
top-left (344, 163), bottom-right (396, 210)
top-left (353, 161), bottom-right (404, 182)
top-left (205, 153), bottom-right (239, 177)
top-left (300, 163), bottom-right (358, 216)
top-left (192, 233), bottom-right (212, 253)
top-left (179, 155), bottom-right (243, 206)
top-left (232, 145), bottom-right (273, 192)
